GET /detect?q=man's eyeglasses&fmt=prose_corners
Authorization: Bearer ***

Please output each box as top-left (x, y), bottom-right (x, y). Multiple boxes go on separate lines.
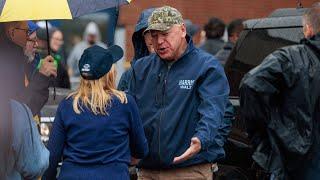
top-left (13, 27), bottom-right (38, 44)
top-left (27, 36), bottom-right (38, 44)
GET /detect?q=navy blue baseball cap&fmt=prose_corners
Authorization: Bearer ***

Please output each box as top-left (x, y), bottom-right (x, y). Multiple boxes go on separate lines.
top-left (79, 45), bottom-right (123, 80)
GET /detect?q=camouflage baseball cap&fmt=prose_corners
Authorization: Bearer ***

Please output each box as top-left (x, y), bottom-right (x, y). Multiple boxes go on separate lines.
top-left (145, 6), bottom-right (184, 33)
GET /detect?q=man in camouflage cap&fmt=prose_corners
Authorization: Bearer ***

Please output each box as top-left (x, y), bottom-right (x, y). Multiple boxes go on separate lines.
top-left (129, 6), bottom-right (231, 180)
top-left (144, 6), bottom-right (184, 32)
top-left (143, 6), bottom-right (186, 61)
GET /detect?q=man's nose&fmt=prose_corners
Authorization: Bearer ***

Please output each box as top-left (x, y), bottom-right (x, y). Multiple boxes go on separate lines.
top-left (34, 41), bottom-right (39, 48)
top-left (157, 36), bottom-right (164, 45)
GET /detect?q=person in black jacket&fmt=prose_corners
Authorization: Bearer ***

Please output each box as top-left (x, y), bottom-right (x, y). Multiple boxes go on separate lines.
top-left (240, 3), bottom-right (320, 179)
top-left (19, 21), bottom-right (58, 114)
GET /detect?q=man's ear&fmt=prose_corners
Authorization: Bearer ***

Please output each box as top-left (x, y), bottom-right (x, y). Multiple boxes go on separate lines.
top-left (10, 28), bottom-right (15, 39)
top-left (181, 24), bottom-right (187, 38)
top-left (5, 26), bottom-right (15, 42)
top-left (308, 24), bottom-right (315, 37)
top-left (304, 24), bottom-right (315, 38)
top-left (4, 23), bottom-right (17, 42)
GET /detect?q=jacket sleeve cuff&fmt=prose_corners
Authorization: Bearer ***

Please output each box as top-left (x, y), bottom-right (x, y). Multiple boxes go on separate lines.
top-left (194, 134), bottom-right (209, 150)
top-left (34, 71), bottom-right (50, 82)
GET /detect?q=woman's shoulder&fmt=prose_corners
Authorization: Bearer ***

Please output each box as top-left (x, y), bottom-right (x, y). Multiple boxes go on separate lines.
top-left (124, 94), bottom-right (139, 112)
top-left (57, 96), bottom-right (73, 111)
top-left (63, 96), bottom-right (74, 103)
top-left (111, 93), bottom-right (135, 108)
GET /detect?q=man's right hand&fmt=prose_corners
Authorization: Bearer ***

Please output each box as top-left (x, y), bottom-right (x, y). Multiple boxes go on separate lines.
top-left (39, 56), bottom-right (57, 77)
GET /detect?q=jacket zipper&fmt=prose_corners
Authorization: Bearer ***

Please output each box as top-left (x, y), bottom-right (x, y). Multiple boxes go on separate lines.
top-left (158, 63), bottom-right (172, 164)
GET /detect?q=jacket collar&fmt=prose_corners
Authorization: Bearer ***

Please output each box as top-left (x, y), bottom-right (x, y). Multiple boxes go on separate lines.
top-left (301, 32), bottom-right (320, 51)
top-left (181, 34), bottom-right (196, 58)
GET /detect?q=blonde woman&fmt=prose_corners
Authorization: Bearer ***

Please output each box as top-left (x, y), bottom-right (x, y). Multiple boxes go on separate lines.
top-left (42, 45), bottom-right (148, 180)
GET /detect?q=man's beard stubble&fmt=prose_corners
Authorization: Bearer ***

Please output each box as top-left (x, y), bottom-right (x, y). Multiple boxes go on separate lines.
top-left (24, 48), bottom-right (35, 63)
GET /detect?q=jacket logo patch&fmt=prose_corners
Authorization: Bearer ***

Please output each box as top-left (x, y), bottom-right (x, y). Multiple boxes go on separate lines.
top-left (179, 80), bottom-right (195, 89)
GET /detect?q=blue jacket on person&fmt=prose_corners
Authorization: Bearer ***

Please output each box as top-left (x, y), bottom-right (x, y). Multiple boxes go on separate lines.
top-left (118, 8), bottom-right (155, 91)
top-left (1, 100), bottom-right (49, 180)
top-left (42, 95), bottom-right (148, 180)
top-left (129, 36), bottom-right (230, 169)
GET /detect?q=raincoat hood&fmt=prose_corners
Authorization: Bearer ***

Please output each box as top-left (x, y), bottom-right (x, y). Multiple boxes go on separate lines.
top-left (132, 8), bottom-right (155, 61)
top-left (83, 22), bottom-right (102, 43)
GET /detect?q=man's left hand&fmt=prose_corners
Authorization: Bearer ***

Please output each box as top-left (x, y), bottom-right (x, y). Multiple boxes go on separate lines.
top-left (39, 56), bottom-right (57, 77)
top-left (173, 137), bottom-right (201, 164)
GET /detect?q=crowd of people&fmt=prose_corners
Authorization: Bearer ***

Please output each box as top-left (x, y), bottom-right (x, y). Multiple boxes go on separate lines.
top-left (1, 2), bottom-right (320, 180)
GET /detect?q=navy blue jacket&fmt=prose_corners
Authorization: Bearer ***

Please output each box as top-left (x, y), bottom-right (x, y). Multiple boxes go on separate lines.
top-left (118, 8), bottom-right (154, 91)
top-left (129, 37), bottom-right (230, 169)
top-left (42, 95), bottom-right (148, 179)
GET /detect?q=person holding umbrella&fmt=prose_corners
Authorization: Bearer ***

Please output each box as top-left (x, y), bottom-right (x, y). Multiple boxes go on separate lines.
top-left (42, 45), bottom-right (148, 179)
top-left (24, 21), bottom-right (58, 111)
top-left (0, 21), bottom-right (57, 119)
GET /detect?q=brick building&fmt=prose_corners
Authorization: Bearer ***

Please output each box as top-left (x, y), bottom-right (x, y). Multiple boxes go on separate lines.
top-left (119, 0), bottom-right (318, 65)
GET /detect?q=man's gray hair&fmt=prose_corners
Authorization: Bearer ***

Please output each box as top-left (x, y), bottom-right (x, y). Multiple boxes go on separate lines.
top-left (303, 2), bottom-right (320, 33)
